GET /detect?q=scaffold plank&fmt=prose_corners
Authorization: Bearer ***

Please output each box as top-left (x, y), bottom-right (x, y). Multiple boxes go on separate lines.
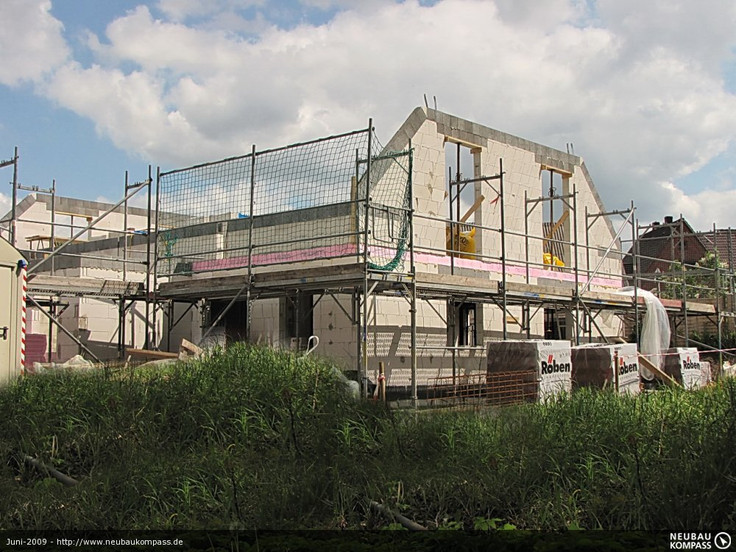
top-left (27, 274), bottom-right (141, 297)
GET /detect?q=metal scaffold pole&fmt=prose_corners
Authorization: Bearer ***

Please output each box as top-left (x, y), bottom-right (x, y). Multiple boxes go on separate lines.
top-left (246, 144), bottom-right (256, 342)
top-left (10, 147), bottom-right (18, 246)
top-left (500, 158), bottom-right (507, 339)
top-left (680, 216), bottom-right (688, 346)
top-left (714, 223), bottom-right (723, 370)
top-left (361, 119), bottom-right (372, 397)
top-left (152, 165), bottom-right (161, 350)
top-left (573, 183), bottom-right (580, 345)
top-left (50, 180), bottom-right (56, 275)
top-left (146, 165), bottom-right (153, 349)
top-left (408, 141), bottom-right (418, 404)
top-left (632, 208), bottom-right (640, 345)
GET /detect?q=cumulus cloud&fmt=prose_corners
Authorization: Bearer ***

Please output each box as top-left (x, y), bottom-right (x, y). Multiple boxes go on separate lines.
top-left (0, 192), bottom-right (10, 218)
top-left (4, 0), bottom-right (736, 230)
top-left (595, 0), bottom-right (736, 75)
top-left (0, 0), bottom-right (69, 86)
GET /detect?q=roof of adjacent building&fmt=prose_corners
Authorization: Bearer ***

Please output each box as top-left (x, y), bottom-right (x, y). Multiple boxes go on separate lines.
top-left (696, 228), bottom-right (736, 269)
top-left (624, 217), bottom-right (708, 275)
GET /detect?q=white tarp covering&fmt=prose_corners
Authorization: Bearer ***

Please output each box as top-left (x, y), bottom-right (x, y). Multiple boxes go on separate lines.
top-left (31, 354), bottom-right (94, 374)
top-left (616, 287), bottom-right (671, 380)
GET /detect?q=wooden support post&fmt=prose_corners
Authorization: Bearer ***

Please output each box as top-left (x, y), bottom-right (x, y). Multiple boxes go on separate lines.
top-left (378, 361), bottom-right (386, 404)
top-left (614, 350), bottom-right (619, 392)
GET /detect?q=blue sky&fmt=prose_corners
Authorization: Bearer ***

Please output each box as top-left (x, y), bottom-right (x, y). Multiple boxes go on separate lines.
top-left (1, 0), bottom-right (735, 230)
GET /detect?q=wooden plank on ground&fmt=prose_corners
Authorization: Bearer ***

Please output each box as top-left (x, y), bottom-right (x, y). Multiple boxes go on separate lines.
top-left (126, 348), bottom-right (178, 360)
top-left (178, 338), bottom-right (203, 360)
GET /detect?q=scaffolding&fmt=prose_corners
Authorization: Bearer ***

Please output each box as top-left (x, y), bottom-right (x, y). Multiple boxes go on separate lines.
top-left (4, 111), bottom-right (735, 402)
top-left (1, 149), bottom-right (153, 364)
top-left (150, 117), bottom-right (733, 404)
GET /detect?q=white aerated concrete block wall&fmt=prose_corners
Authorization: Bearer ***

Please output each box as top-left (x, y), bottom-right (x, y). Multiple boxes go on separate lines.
top-left (249, 298), bottom-right (280, 346)
top-left (410, 120), bottom-right (447, 256)
top-left (567, 173), bottom-right (624, 290)
top-left (480, 145), bottom-right (543, 270)
top-left (313, 294), bottom-right (357, 370)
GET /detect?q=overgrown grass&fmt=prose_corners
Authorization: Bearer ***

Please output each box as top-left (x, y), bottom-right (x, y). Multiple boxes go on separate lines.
top-left (1, 343), bottom-right (735, 530)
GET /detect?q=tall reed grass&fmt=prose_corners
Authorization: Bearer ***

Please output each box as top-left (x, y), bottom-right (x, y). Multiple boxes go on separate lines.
top-left (0, 344), bottom-right (734, 530)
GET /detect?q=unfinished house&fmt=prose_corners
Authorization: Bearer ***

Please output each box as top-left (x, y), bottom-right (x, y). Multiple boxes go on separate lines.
top-left (4, 108), bottom-right (723, 391)
top-left (155, 107), bottom-right (650, 397)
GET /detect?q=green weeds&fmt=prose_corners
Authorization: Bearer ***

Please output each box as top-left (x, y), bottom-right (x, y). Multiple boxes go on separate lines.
top-left (0, 344), bottom-right (735, 530)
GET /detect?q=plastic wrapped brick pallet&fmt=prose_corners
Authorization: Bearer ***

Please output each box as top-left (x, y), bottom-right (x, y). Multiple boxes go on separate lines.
top-left (487, 340), bottom-right (571, 402)
top-left (571, 343), bottom-right (640, 395)
top-left (664, 348), bottom-right (707, 389)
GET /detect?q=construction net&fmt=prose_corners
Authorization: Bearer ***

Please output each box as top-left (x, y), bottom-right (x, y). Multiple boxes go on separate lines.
top-left (156, 127), bottom-right (412, 278)
top-left (361, 149), bottom-right (412, 272)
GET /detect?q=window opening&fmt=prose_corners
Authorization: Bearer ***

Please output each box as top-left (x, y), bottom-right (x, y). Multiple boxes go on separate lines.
top-left (209, 299), bottom-right (248, 343)
top-left (458, 302), bottom-right (477, 346)
top-left (281, 292), bottom-right (313, 349)
top-left (445, 141), bottom-right (479, 259)
top-left (544, 307), bottom-right (567, 340)
top-left (542, 170), bottom-right (568, 267)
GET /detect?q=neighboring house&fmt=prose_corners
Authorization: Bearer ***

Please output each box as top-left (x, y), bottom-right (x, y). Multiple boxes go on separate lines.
top-left (623, 216), bottom-right (707, 291)
top-left (697, 228), bottom-right (736, 270)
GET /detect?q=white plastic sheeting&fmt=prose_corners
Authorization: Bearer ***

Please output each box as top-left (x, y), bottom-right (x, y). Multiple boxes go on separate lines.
top-left (616, 287), bottom-right (671, 380)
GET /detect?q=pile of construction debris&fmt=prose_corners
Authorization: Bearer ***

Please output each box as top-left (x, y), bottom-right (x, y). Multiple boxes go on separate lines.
top-left (125, 338), bottom-right (203, 368)
top-left (27, 339), bottom-right (204, 373)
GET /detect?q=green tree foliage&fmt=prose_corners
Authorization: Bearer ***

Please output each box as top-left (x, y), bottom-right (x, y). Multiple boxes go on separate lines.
top-left (659, 251), bottom-right (729, 300)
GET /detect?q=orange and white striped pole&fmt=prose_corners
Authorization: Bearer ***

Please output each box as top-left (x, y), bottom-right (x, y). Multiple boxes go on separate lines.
top-left (18, 259), bottom-right (27, 375)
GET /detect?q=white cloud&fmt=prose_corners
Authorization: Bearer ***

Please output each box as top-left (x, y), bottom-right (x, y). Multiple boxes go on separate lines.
top-left (4, 0), bottom-right (736, 230)
top-left (659, 181), bottom-right (736, 231)
top-left (0, 0), bottom-right (69, 86)
top-left (42, 61), bottom-right (234, 164)
top-left (0, 192), bottom-right (10, 218)
top-left (596, 0), bottom-right (736, 76)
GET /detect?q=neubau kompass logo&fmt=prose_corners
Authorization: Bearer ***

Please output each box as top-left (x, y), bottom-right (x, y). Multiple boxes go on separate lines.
top-left (669, 532), bottom-right (732, 550)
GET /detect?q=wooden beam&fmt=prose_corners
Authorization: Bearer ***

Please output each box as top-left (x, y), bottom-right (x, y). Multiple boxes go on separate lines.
top-left (460, 195), bottom-right (485, 223)
top-left (638, 354), bottom-right (681, 387)
top-left (544, 210), bottom-right (569, 243)
top-left (180, 338), bottom-right (203, 356)
top-left (126, 348), bottom-right (179, 360)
